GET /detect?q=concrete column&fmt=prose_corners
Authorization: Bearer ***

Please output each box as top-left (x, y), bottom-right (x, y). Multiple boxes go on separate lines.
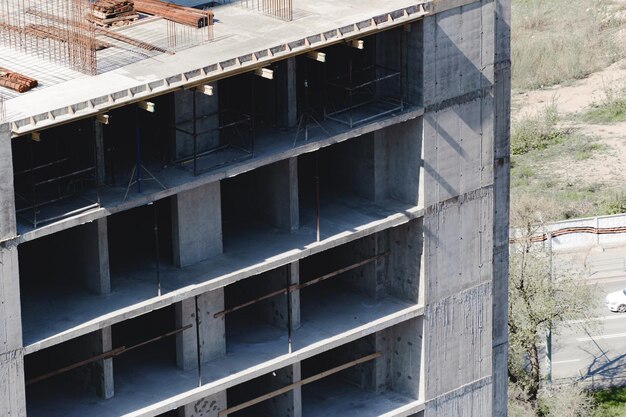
top-left (0, 122), bottom-right (26, 417)
top-left (284, 57), bottom-right (298, 129)
top-left (172, 181), bottom-right (223, 268)
top-left (385, 219), bottom-right (422, 303)
top-left (292, 363), bottom-right (302, 417)
top-left (179, 391), bottom-right (226, 417)
top-left (421, 2), bottom-right (501, 415)
top-left (266, 365), bottom-right (298, 417)
top-left (253, 158), bottom-right (299, 231)
top-left (90, 327), bottom-right (114, 399)
top-left (175, 289), bottom-right (225, 371)
top-left (172, 84), bottom-right (219, 161)
top-left (94, 119), bottom-right (106, 186)
top-left (492, 0), bottom-right (511, 415)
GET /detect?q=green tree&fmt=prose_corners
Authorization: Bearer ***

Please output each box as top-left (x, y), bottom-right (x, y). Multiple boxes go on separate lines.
top-left (508, 195), bottom-right (599, 413)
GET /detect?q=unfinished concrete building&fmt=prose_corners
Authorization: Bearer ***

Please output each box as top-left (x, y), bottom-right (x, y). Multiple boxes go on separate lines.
top-left (0, 0), bottom-right (510, 416)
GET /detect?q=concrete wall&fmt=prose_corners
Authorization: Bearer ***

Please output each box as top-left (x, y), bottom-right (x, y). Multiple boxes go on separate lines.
top-left (421, 0), bottom-right (509, 415)
top-left (0, 122), bottom-right (27, 417)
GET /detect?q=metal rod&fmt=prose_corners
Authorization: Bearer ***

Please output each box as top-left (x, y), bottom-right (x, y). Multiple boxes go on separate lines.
top-left (213, 252), bottom-right (390, 318)
top-left (135, 107), bottom-right (142, 193)
top-left (315, 153), bottom-right (320, 242)
top-left (25, 347), bottom-right (126, 386)
top-left (192, 89), bottom-right (198, 176)
top-left (28, 136), bottom-right (37, 228)
top-left (153, 203), bottom-right (161, 297)
top-left (195, 295), bottom-right (202, 387)
top-left (286, 265), bottom-right (292, 353)
top-left (218, 352), bottom-right (381, 416)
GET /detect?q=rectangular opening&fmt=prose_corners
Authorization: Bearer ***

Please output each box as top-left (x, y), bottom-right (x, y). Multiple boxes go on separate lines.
top-left (223, 267), bottom-right (291, 355)
top-left (103, 95), bottom-right (171, 192)
top-left (19, 221), bottom-right (109, 346)
top-left (297, 125), bottom-right (421, 238)
top-left (225, 365), bottom-right (295, 417)
top-left (24, 330), bottom-right (111, 415)
top-left (12, 118), bottom-right (99, 228)
top-left (301, 321), bottom-right (421, 416)
top-left (107, 198), bottom-right (173, 291)
top-left (111, 304), bottom-right (177, 382)
top-left (295, 26), bottom-right (421, 132)
top-left (221, 160), bottom-right (293, 249)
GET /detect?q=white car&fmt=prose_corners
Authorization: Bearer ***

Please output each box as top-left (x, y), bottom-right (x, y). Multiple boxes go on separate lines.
top-left (605, 290), bottom-right (626, 312)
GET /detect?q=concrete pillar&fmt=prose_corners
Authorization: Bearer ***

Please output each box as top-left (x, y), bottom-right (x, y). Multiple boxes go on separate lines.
top-left (492, 1), bottom-right (511, 415)
top-left (292, 363), bottom-right (302, 417)
top-left (179, 391), bottom-right (226, 417)
top-left (172, 84), bottom-right (219, 161)
top-left (0, 122), bottom-right (26, 417)
top-left (284, 57), bottom-right (298, 129)
top-left (175, 289), bottom-right (225, 372)
top-left (421, 2), bottom-right (502, 415)
top-left (385, 219), bottom-right (422, 303)
top-left (172, 181), bottom-right (222, 268)
top-left (90, 327), bottom-right (114, 399)
top-left (94, 119), bottom-right (106, 186)
top-left (254, 158), bottom-right (299, 231)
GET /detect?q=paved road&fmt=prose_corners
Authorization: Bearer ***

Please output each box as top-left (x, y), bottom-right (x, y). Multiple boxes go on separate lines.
top-left (552, 247), bottom-right (626, 386)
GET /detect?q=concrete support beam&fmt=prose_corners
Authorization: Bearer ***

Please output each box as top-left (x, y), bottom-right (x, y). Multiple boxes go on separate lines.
top-left (175, 289), bottom-right (226, 371)
top-left (492, 0), bottom-right (511, 415)
top-left (179, 391), bottom-right (226, 417)
top-left (292, 362), bottom-right (303, 417)
top-left (0, 123), bottom-right (26, 417)
top-left (94, 119), bottom-right (106, 187)
top-left (172, 181), bottom-right (223, 268)
top-left (172, 84), bottom-right (219, 161)
top-left (284, 58), bottom-right (298, 129)
top-left (90, 327), bottom-right (114, 400)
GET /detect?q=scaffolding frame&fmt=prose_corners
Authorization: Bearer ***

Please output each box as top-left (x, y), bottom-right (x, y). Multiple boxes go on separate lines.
top-left (172, 89), bottom-right (254, 177)
top-left (13, 126), bottom-right (101, 228)
top-left (324, 38), bottom-right (405, 130)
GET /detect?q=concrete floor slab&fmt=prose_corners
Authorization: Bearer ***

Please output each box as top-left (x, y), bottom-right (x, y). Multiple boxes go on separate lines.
top-left (25, 291), bottom-right (421, 417)
top-left (22, 194), bottom-right (422, 353)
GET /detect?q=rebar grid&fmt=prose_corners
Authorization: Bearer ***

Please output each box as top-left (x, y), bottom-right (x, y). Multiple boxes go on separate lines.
top-left (0, 0), bottom-right (97, 75)
top-left (240, 0), bottom-right (292, 22)
top-left (166, 19), bottom-right (213, 50)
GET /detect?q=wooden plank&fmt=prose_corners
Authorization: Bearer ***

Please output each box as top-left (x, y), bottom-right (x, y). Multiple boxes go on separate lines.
top-left (218, 352), bottom-right (382, 416)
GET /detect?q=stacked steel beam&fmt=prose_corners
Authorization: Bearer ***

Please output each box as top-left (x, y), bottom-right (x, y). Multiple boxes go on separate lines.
top-left (0, 67), bottom-right (38, 93)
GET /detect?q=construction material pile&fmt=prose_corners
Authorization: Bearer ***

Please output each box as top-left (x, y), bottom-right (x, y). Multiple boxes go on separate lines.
top-left (89, 0), bottom-right (138, 27)
top-left (134, 0), bottom-right (213, 28)
top-left (0, 68), bottom-right (38, 93)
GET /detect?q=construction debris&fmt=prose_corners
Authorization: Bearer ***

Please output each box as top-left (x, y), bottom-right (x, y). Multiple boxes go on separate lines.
top-left (134, 0), bottom-right (213, 28)
top-left (0, 68), bottom-right (38, 93)
top-left (89, 0), bottom-right (138, 27)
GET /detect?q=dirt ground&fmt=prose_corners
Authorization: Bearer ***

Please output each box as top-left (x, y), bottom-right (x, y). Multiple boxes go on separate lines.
top-left (512, 57), bottom-right (626, 188)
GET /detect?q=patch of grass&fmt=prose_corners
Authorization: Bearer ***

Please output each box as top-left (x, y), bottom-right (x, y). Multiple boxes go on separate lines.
top-left (592, 386), bottom-right (626, 417)
top-left (511, 102), bottom-right (567, 155)
top-left (512, 0), bottom-right (625, 90)
top-left (583, 83), bottom-right (626, 124)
